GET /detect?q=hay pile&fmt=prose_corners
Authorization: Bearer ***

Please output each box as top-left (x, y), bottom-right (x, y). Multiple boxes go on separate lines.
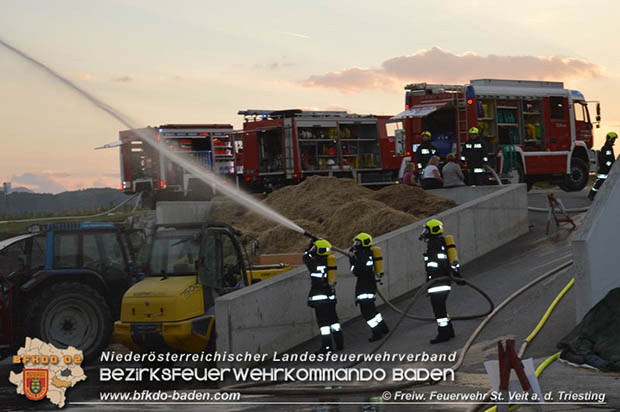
top-left (210, 176), bottom-right (455, 254)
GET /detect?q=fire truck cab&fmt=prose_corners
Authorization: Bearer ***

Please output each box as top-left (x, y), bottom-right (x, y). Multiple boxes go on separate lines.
top-left (119, 124), bottom-right (236, 204)
top-left (396, 79), bottom-right (600, 191)
top-left (236, 110), bottom-right (409, 191)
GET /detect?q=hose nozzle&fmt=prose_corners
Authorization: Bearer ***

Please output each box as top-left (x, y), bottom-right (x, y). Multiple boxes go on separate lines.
top-left (303, 231), bottom-right (319, 241)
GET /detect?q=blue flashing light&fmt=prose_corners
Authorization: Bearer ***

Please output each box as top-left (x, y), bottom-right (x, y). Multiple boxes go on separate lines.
top-left (466, 85), bottom-right (475, 99)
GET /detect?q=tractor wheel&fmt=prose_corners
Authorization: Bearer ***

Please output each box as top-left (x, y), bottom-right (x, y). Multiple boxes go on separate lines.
top-left (562, 158), bottom-right (589, 192)
top-left (25, 282), bottom-right (112, 362)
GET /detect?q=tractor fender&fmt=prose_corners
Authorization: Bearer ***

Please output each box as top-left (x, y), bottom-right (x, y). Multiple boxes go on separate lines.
top-left (21, 269), bottom-right (110, 297)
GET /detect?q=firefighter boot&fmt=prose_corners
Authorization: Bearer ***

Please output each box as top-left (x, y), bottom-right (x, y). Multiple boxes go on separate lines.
top-left (430, 326), bottom-right (452, 344)
top-left (315, 334), bottom-right (333, 355)
top-left (333, 330), bottom-right (344, 350)
top-left (447, 322), bottom-right (455, 338)
top-left (379, 320), bottom-right (389, 335)
top-left (369, 326), bottom-right (383, 342)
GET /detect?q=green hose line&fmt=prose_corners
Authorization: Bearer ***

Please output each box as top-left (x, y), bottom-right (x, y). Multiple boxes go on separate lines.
top-left (483, 352), bottom-right (561, 412)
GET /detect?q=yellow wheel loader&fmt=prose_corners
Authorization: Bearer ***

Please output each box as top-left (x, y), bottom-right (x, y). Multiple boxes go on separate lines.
top-left (114, 222), bottom-right (291, 353)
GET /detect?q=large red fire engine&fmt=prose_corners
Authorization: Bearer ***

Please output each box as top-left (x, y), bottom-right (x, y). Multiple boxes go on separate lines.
top-left (118, 124), bottom-right (236, 204)
top-left (395, 79), bottom-right (601, 190)
top-left (236, 109), bottom-right (409, 190)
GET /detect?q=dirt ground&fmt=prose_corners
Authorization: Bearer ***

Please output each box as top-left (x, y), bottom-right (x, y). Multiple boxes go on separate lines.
top-left (210, 176), bottom-right (455, 254)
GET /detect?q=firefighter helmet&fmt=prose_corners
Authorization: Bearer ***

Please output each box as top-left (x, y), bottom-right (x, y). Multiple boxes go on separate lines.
top-left (421, 130), bottom-right (432, 138)
top-left (424, 219), bottom-right (444, 236)
top-left (314, 239), bottom-right (332, 256)
top-left (354, 232), bottom-right (373, 248)
top-left (607, 131), bottom-right (618, 142)
top-left (469, 127), bottom-right (479, 135)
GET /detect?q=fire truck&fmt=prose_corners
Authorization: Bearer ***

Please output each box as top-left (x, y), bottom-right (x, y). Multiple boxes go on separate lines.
top-left (117, 124), bottom-right (237, 205)
top-left (236, 109), bottom-right (409, 190)
top-left (394, 79), bottom-right (601, 190)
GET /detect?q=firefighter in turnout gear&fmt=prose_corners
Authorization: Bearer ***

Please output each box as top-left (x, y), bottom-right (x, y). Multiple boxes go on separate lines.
top-left (420, 219), bottom-right (464, 344)
top-left (349, 233), bottom-right (389, 342)
top-left (589, 131), bottom-right (617, 200)
top-left (462, 127), bottom-right (489, 186)
top-left (304, 238), bottom-right (344, 354)
top-left (415, 130), bottom-right (438, 171)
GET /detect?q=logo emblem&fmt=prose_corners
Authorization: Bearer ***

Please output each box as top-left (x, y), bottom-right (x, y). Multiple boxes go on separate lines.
top-left (24, 369), bottom-right (48, 401)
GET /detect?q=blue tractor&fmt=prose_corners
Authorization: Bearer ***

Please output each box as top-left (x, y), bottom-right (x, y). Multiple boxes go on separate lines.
top-left (0, 222), bottom-right (144, 361)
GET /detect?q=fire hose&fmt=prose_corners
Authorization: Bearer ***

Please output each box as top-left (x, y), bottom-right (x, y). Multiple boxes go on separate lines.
top-left (486, 167), bottom-right (590, 213)
top-left (222, 260), bottom-right (573, 395)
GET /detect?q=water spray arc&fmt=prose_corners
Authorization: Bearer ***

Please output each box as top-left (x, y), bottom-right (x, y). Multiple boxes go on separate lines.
top-left (0, 38), bottom-right (305, 236)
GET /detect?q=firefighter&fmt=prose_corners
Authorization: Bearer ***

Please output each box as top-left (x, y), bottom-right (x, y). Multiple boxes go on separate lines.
top-left (415, 130), bottom-right (438, 172)
top-left (304, 238), bottom-right (344, 354)
top-left (462, 127), bottom-right (489, 186)
top-left (419, 219), bottom-right (465, 344)
top-left (349, 233), bottom-right (389, 342)
top-left (588, 131), bottom-right (617, 200)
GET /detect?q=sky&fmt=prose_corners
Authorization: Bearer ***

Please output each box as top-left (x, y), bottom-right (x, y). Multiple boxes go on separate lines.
top-left (1, 0), bottom-right (619, 193)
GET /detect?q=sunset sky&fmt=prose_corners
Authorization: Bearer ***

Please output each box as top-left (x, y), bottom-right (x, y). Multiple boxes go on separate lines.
top-left (1, 0), bottom-right (619, 193)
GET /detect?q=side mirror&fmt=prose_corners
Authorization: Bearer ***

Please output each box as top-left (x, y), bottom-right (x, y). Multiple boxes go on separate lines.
top-left (596, 103), bottom-right (601, 116)
top-left (251, 240), bottom-right (259, 257)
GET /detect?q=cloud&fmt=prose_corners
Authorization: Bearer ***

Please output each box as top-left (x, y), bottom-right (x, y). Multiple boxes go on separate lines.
top-left (302, 47), bottom-right (603, 93)
top-left (112, 75), bottom-right (133, 82)
top-left (11, 172), bottom-right (68, 193)
top-left (276, 31), bottom-right (310, 39)
top-left (253, 62), bottom-right (295, 71)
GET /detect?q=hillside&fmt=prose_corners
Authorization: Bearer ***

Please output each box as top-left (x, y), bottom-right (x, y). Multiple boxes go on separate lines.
top-left (0, 188), bottom-right (128, 218)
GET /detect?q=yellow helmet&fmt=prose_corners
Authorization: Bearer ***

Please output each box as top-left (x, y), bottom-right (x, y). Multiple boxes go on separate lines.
top-left (421, 130), bottom-right (432, 138)
top-left (354, 232), bottom-right (373, 248)
top-left (424, 219), bottom-right (444, 236)
top-left (314, 239), bottom-right (332, 256)
top-left (469, 127), bottom-right (479, 135)
top-left (607, 131), bottom-right (618, 142)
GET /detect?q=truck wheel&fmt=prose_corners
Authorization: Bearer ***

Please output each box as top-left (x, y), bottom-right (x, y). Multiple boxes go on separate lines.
top-left (562, 158), bottom-right (589, 192)
top-left (25, 282), bottom-right (112, 362)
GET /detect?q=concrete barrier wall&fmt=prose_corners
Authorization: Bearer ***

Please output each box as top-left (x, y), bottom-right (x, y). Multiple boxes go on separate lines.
top-left (215, 184), bottom-right (528, 364)
top-left (573, 160), bottom-right (620, 321)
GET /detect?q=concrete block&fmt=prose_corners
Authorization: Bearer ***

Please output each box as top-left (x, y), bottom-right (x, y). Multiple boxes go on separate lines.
top-left (155, 201), bottom-right (212, 225)
top-left (573, 159), bottom-right (620, 321)
top-left (258, 253), bottom-right (304, 265)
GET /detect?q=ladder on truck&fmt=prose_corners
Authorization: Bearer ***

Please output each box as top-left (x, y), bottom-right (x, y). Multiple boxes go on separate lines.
top-left (455, 92), bottom-right (468, 161)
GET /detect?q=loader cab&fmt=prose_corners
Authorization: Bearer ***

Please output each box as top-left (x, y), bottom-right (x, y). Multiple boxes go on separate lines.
top-left (145, 223), bottom-right (250, 295)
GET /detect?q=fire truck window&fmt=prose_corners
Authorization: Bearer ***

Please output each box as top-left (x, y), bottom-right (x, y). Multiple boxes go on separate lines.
top-left (258, 129), bottom-right (283, 172)
top-left (550, 97), bottom-right (565, 120)
top-left (574, 103), bottom-right (586, 122)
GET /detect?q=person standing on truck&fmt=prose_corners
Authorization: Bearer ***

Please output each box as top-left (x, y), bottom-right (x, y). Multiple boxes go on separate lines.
top-left (441, 153), bottom-right (466, 187)
top-left (588, 131), bottom-right (617, 200)
top-left (304, 239), bottom-right (344, 354)
top-left (349, 233), bottom-right (389, 342)
top-left (419, 219), bottom-right (465, 344)
top-left (462, 127), bottom-right (489, 186)
top-left (415, 130), bottom-right (438, 172)
top-left (421, 156), bottom-right (443, 190)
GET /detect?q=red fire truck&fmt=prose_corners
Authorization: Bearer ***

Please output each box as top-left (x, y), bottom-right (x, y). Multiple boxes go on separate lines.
top-left (117, 124), bottom-right (236, 204)
top-left (236, 109), bottom-right (410, 190)
top-left (395, 79), bottom-right (601, 190)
